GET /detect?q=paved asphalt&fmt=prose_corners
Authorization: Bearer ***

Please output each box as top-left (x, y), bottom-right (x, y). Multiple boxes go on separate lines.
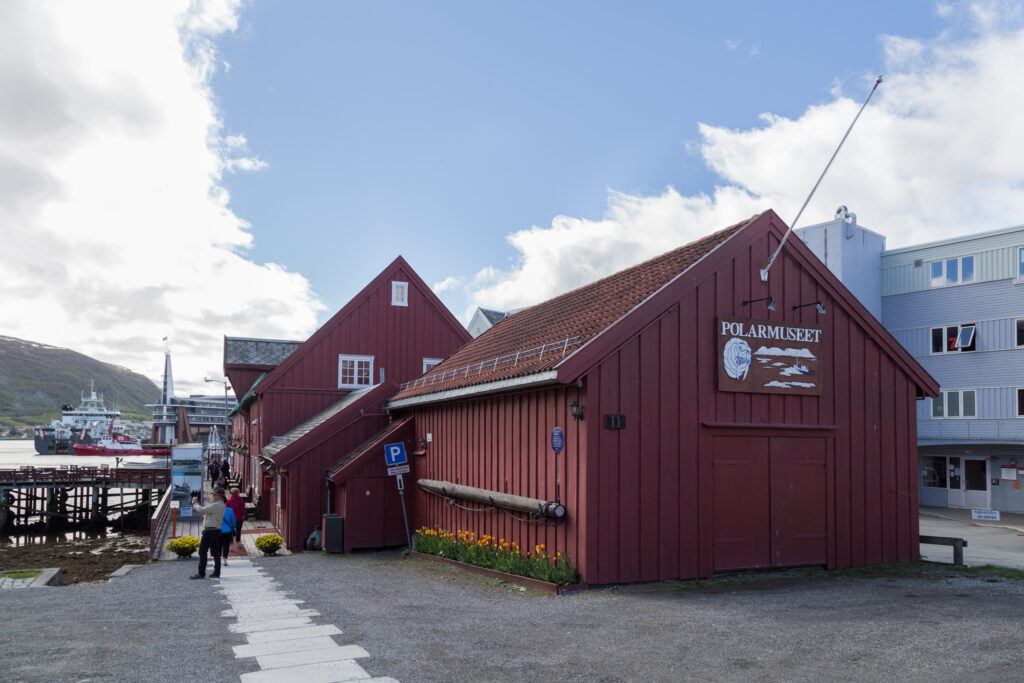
top-left (3, 511), bottom-right (1024, 682)
top-left (920, 506), bottom-right (1024, 569)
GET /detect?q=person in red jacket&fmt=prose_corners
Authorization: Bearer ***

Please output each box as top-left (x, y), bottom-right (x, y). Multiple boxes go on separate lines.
top-left (225, 487), bottom-right (246, 551)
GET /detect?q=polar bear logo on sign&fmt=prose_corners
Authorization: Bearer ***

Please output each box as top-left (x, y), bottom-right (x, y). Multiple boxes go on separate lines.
top-left (723, 337), bottom-right (752, 381)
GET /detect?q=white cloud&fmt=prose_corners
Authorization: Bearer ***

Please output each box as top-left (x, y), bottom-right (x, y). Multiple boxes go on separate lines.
top-left (432, 276), bottom-right (463, 295)
top-left (0, 1), bottom-right (323, 394)
top-left (461, 4), bottom-right (1024, 314)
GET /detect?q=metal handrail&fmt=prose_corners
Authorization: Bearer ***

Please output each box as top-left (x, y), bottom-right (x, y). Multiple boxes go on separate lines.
top-left (399, 336), bottom-right (582, 391)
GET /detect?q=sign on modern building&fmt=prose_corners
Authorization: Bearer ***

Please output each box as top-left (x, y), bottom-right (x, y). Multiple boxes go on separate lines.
top-left (717, 316), bottom-right (824, 396)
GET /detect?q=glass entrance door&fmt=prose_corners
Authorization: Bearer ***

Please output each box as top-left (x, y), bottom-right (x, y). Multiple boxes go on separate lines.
top-left (963, 458), bottom-right (989, 509)
top-left (947, 457), bottom-right (963, 508)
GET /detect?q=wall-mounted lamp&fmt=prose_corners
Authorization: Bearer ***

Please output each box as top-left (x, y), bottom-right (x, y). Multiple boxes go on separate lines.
top-left (569, 400), bottom-right (584, 421)
top-left (742, 295), bottom-right (776, 311)
top-left (792, 300), bottom-right (827, 315)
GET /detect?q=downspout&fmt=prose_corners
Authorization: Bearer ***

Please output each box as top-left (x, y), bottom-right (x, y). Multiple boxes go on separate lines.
top-left (325, 469), bottom-right (332, 514)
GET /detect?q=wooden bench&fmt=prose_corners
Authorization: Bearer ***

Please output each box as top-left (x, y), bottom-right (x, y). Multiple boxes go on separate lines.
top-left (920, 535), bottom-right (968, 566)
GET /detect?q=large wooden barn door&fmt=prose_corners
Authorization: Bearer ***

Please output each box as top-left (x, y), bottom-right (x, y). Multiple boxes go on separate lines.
top-left (712, 435), bottom-right (827, 572)
top-left (712, 436), bottom-right (771, 571)
top-left (769, 437), bottom-right (827, 566)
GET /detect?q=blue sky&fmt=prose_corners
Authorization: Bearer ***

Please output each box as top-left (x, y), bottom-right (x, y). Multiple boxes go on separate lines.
top-left (2, 1), bottom-right (1022, 392)
top-left (211, 1), bottom-right (947, 321)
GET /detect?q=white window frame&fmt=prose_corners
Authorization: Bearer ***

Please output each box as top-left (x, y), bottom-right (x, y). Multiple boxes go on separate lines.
top-left (931, 389), bottom-right (977, 419)
top-left (1017, 388), bottom-right (1024, 418)
top-left (1017, 318), bottom-right (1024, 348)
top-left (930, 323), bottom-right (976, 354)
top-left (391, 281), bottom-right (409, 307)
top-left (1017, 246), bottom-right (1024, 282)
top-left (422, 358), bottom-right (443, 373)
top-left (338, 354), bottom-right (374, 389)
top-left (930, 255), bottom-right (975, 288)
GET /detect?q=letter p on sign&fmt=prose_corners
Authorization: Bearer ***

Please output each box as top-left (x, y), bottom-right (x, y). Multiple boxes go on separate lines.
top-left (384, 442), bottom-right (408, 466)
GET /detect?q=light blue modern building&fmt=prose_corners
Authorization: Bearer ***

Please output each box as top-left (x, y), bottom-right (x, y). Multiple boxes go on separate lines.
top-left (798, 209), bottom-right (1024, 513)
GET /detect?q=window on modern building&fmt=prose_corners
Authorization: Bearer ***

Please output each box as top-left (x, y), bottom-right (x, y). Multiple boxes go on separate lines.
top-left (1018, 388), bottom-right (1024, 417)
top-left (931, 323), bottom-right (977, 353)
top-left (921, 455), bottom-right (947, 488)
top-left (1018, 246), bottom-right (1024, 281)
top-left (422, 358), bottom-right (443, 373)
top-left (1017, 319), bottom-right (1024, 347)
top-left (338, 354), bottom-right (374, 389)
top-left (391, 281), bottom-right (409, 306)
top-left (934, 389), bottom-right (977, 418)
top-left (930, 255), bottom-right (975, 287)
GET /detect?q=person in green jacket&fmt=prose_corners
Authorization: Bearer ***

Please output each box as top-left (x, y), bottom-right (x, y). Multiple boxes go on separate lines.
top-left (190, 488), bottom-right (226, 579)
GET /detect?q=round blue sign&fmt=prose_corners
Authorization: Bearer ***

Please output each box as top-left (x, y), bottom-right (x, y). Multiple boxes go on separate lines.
top-left (551, 427), bottom-right (565, 453)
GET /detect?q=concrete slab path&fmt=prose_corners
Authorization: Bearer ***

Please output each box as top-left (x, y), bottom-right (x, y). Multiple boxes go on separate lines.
top-left (216, 557), bottom-right (395, 682)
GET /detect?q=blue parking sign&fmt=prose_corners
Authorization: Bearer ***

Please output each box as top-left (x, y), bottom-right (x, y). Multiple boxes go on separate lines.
top-left (384, 442), bottom-right (408, 466)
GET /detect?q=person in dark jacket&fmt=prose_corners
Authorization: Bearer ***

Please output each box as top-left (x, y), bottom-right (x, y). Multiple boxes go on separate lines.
top-left (208, 459), bottom-right (220, 485)
top-left (220, 458), bottom-right (230, 480)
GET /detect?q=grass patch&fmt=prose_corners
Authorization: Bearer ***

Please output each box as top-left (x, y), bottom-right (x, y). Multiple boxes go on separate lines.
top-left (951, 564), bottom-right (1024, 580)
top-left (0, 569), bottom-right (43, 579)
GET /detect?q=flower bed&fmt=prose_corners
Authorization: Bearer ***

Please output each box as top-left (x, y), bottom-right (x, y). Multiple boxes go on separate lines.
top-left (413, 527), bottom-right (580, 587)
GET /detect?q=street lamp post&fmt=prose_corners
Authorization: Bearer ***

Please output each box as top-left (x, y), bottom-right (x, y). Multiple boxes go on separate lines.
top-left (203, 377), bottom-right (231, 441)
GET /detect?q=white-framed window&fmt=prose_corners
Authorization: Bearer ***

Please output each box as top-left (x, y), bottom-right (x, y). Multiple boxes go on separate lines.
top-left (930, 323), bottom-right (976, 353)
top-left (338, 354), bottom-right (374, 389)
top-left (391, 281), bottom-right (409, 307)
top-left (930, 255), bottom-right (974, 287)
top-left (931, 389), bottom-right (977, 418)
top-left (1017, 388), bottom-right (1024, 417)
top-left (1018, 246), bottom-right (1024, 282)
top-left (422, 358), bottom-right (443, 373)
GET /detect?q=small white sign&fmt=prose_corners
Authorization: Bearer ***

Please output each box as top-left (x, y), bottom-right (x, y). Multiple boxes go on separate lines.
top-left (972, 509), bottom-right (1000, 521)
top-left (396, 473), bottom-right (405, 491)
top-left (170, 500), bottom-right (180, 509)
top-left (388, 464), bottom-right (410, 476)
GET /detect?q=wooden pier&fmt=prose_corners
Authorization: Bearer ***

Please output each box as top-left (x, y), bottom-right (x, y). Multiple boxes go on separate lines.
top-left (0, 466), bottom-right (170, 531)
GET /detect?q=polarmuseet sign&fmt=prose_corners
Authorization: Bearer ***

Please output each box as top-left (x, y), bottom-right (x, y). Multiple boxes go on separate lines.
top-left (717, 316), bottom-right (824, 396)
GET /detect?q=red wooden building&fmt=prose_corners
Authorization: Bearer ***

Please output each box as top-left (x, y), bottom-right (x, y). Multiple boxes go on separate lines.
top-left (224, 256), bottom-right (471, 549)
top-left (388, 211), bottom-right (939, 585)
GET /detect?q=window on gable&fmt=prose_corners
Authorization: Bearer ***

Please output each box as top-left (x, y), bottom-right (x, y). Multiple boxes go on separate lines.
top-left (930, 255), bottom-right (975, 287)
top-left (391, 281), bottom-right (409, 307)
top-left (931, 323), bottom-right (976, 353)
top-left (933, 390), bottom-right (977, 418)
top-left (338, 354), bottom-right (374, 389)
top-left (422, 358), bottom-right (443, 373)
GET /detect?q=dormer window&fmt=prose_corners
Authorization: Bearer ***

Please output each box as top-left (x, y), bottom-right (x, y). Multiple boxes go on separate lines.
top-left (338, 354), bottom-right (374, 389)
top-left (391, 281), bottom-right (409, 307)
top-left (422, 358), bottom-right (443, 373)
top-left (930, 255), bottom-right (974, 287)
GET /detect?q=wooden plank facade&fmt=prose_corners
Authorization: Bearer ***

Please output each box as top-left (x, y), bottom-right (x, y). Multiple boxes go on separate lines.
top-left (390, 211), bottom-right (938, 585)
top-left (224, 256), bottom-right (471, 549)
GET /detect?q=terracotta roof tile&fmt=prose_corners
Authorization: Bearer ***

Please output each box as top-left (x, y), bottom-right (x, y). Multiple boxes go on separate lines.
top-left (392, 217), bottom-right (752, 401)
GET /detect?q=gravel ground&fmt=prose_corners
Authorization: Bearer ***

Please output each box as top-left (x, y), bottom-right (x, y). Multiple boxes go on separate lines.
top-left (0, 557), bottom-right (257, 682)
top-left (3, 551), bottom-right (1024, 682)
top-left (253, 551), bottom-right (1024, 683)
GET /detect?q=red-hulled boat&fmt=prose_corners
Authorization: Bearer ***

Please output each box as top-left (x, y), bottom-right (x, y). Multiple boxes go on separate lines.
top-left (73, 420), bottom-right (171, 456)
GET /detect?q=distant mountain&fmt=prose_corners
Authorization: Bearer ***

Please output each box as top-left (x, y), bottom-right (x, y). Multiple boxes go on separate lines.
top-left (0, 335), bottom-right (159, 428)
